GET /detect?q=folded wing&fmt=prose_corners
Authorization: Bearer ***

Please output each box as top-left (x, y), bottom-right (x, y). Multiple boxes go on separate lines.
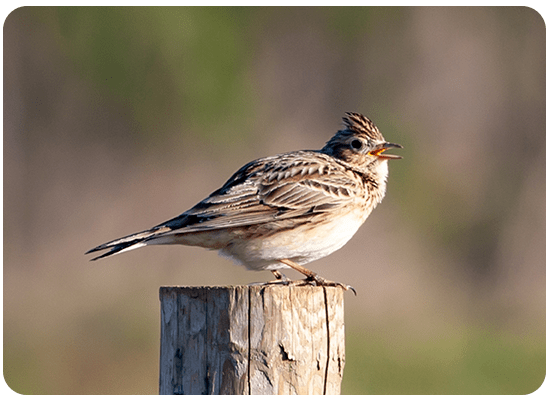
top-left (86, 151), bottom-right (361, 260)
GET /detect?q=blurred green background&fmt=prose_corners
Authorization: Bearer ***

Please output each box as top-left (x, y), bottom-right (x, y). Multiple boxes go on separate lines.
top-left (3, 6), bottom-right (545, 395)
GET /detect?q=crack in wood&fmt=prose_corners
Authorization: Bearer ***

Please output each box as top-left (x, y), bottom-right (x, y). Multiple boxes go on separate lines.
top-left (323, 286), bottom-right (330, 395)
top-left (247, 285), bottom-right (252, 395)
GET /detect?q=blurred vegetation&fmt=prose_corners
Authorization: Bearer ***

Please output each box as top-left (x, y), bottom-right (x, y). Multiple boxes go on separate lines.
top-left (44, 7), bottom-right (259, 145)
top-left (344, 327), bottom-right (545, 395)
top-left (3, 6), bottom-right (545, 395)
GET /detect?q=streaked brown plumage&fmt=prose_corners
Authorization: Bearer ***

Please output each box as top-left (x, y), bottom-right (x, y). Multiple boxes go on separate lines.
top-left (86, 112), bottom-right (402, 292)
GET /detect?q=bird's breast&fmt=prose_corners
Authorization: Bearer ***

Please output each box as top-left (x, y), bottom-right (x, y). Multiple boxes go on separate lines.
top-left (217, 206), bottom-right (370, 271)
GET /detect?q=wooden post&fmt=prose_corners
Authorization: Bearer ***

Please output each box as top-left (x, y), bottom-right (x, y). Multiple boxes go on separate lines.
top-left (159, 285), bottom-right (345, 395)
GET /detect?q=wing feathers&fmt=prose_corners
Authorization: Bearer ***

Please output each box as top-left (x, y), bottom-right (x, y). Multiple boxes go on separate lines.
top-left (87, 151), bottom-right (362, 259)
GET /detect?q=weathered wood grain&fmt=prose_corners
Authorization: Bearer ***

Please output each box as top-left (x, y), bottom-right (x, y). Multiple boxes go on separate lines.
top-left (159, 285), bottom-right (345, 395)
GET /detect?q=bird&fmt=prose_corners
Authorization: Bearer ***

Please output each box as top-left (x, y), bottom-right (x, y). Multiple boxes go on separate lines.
top-left (86, 112), bottom-right (402, 293)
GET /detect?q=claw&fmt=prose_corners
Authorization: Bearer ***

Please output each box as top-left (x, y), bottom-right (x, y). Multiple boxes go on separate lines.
top-left (303, 274), bottom-right (357, 295)
top-left (278, 275), bottom-right (356, 295)
top-left (252, 277), bottom-right (356, 295)
top-left (275, 259), bottom-right (356, 295)
top-left (249, 278), bottom-right (291, 287)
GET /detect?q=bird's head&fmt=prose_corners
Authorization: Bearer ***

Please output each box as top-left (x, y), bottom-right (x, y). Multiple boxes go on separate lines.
top-left (321, 112), bottom-right (402, 170)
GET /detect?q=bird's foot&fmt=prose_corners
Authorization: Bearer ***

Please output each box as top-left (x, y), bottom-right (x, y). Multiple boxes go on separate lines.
top-left (292, 274), bottom-right (357, 295)
top-left (250, 269), bottom-right (356, 295)
top-left (249, 271), bottom-right (291, 287)
top-left (275, 259), bottom-right (357, 295)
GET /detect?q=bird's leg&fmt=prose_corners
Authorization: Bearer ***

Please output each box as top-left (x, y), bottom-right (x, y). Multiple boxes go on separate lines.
top-left (271, 270), bottom-right (286, 280)
top-left (279, 259), bottom-right (356, 295)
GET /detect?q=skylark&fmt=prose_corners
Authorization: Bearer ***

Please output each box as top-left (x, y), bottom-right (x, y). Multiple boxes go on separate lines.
top-left (87, 112), bottom-right (402, 292)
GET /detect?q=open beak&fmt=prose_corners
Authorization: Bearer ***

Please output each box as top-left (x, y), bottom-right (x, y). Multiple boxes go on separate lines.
top-left (369, 142), bottom-right (403, 160)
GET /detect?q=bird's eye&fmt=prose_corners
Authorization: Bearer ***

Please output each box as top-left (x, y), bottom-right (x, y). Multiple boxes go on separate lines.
top-left (350, 139), bottom-right (363, 150)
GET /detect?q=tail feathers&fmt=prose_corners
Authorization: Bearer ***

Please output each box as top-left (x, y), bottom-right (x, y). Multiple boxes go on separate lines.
top-left (86, 226), bottom-right (171, 261)
top-left (87, 240), bottom-right (148, 261)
